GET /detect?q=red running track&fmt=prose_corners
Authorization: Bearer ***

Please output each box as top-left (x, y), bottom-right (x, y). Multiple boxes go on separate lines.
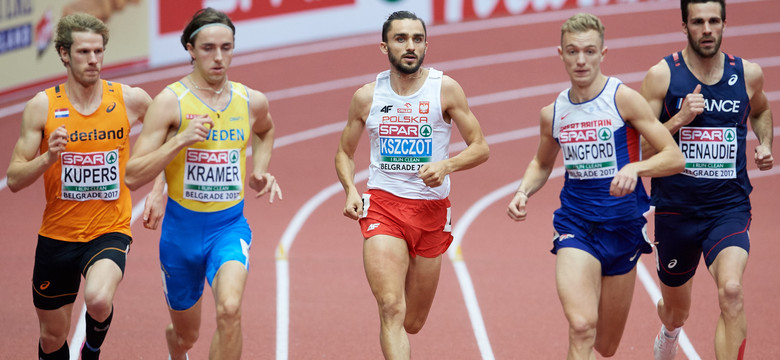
top-left (1, 1), bottom-right (779, 358)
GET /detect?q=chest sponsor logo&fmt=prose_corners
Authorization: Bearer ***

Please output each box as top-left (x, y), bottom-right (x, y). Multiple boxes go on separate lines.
top-left (559, 124), bottom-right (617, 179)
top-left (184, 148), bottom-right (243, 202)
top-left (679, 127), bottom-right (737, 178)
top-left (60, 150), bottom-right (120, 201)
top-left (397, 103), bottom-right (412, 114)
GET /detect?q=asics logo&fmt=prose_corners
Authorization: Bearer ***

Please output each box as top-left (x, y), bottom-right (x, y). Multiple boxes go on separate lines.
top-left (668, 259), bottom-right (678, 269)
top-left (39, 281), bottom-right (51, 290)
top-left (728, 74), bottom-right (738, 86)
top-left (106, 102), bottom-right (116, 113)
top-left (367, 223), bottom-right (380, 231)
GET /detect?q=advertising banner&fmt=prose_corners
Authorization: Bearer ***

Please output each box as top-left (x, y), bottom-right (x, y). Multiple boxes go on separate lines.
top-left (0, 0), bottom-right (149, 95)
top-left (149, 0), bottom-right (432, 66)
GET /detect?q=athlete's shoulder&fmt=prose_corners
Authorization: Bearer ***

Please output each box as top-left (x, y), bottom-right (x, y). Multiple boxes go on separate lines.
top-left (353, 81), bottom-right (376, 103)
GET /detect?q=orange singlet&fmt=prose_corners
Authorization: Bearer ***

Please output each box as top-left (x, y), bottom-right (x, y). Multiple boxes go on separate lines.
top-left (38, 80), bottom-right (132, 242)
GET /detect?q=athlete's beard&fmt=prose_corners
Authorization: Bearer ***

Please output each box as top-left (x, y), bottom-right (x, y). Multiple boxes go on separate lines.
top-left (687, 32), bottom-right (722, 59)
top-left (388, 50), bottom-right (425, 75)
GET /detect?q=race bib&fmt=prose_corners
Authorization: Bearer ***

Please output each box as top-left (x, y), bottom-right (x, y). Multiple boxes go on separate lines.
top-left (60, 150), bottom-right (120, 201)
top-left (378, 123), bottom-right (433, 173)
top-left (560, 125), bottom-right (618, 179)
top-left (679, 127), bottom-right (737, 179)
top-left (183, 148), bottom-right (243, 202)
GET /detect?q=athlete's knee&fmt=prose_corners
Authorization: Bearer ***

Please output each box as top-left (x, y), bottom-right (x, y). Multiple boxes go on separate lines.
top-left (215, 297), bottom-right (243, 330)
top-left (567, 315), bottom-right (597, 343)
top-left (169, 324), bottom-right (199, 350)
top-left (83, 292), bottom-right (113, 321)
top-left (718, 280), bottom-right (744, 317)
top-left (39, 326), bottom-right (68, 351)
top-left (375, 294), bottom-right (405, 323)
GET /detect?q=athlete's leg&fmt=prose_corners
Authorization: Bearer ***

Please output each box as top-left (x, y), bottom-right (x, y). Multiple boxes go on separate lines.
top-left (36, 304), bottom-right (74, 356)
top-left (593, 266), bottom-right (637, 357)
top-left (657, 280), bottom-right (694, 332)
top-left (166, 297), bottom-right (203, 360)
top-left (209, 260), bottom-right (249, 360)
top-left (708, 246), bottom-right (748, 360)
top-left (81, 258), bottom-right (123, 358)
top-left (364, 234), bottom-right (411, 360)
top-left (555, 247), bottom-right (601, 360)
top-left (403, 253), bottom-right (442, 334)
top-left (83, 255), bottom-right (124, 320)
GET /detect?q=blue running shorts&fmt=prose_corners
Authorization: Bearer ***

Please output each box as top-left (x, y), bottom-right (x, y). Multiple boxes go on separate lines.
top-left (159, 198), bottom-right (252, 311)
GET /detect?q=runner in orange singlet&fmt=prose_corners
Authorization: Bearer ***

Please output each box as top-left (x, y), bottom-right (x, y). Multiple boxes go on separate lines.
top-left (6, 13), bottom-right (150, 360)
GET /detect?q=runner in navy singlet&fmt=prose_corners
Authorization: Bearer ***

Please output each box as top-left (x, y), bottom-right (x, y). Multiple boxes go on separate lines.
top-left (641, 1), bottom-right (774, 359)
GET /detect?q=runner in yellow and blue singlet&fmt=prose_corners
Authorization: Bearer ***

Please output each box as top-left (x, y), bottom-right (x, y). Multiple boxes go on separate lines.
top-left (160, 80), bottom-right (253, 310)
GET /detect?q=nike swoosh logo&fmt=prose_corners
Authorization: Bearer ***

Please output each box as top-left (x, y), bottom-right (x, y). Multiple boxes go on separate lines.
top-left (629, 249), bottom-right (642, 262)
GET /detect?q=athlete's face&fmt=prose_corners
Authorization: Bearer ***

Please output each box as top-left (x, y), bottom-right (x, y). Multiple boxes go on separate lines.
top-left (381, 19), bottom-right (427, 75)
top-left (62, 31), bottom-right (104, 87)
top-left (683, 2), bottom-right (724, 59)
top-left (558, 30), bottom-right (606, 88)
top-left (187, 25), bottom-right (234, 84)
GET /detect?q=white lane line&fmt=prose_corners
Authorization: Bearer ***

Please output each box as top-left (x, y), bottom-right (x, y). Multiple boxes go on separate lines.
top-left (273, 169), bottom-right (369, 360)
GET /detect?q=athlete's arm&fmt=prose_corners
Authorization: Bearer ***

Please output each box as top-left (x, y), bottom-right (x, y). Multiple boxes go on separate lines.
top-left (125, 87), bottom-right (213, 190)
top-left (247, 89), bottom-right (281, 202)
top-left (507, 104), bottom-right (559, 221)
top-left (121, 84), bottom-right (152, 127)
top-left (640, 59), bottom-right (703, 157)
top-left (744, 60), bottom-right (774, 171)
top-left (418, 75), bottom-right (489, 188)
top-left (142, 173), bottom-right (167, 230)
top-left (613, 85), bottom-right (685, 197)
top-left (6, 92), bottom-right (63, 192)
top-left (336, 83), bottom-right (373, 220)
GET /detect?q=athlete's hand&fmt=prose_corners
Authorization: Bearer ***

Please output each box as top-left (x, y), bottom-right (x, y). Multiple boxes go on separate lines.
top-left (142, 186), bottom-right (167, 230)
top-left (507, 190), bottom-right (529, 221)
top-left (610, 164), bottom-right (638, 197)
top-left (46, 125), bottom-right (68, 164)
top-left (677, 84), bottom-right (704, 127)
top-left (343, 192), bottom-right (362, 220)
top-left (755, 144), bottom-right (774, 171)
top-left (419, 161), bottom-right (449, 188)
top-left (178, 114), bottom-right (214, 146)
top-left (249, 171), bottom-right (282, 203)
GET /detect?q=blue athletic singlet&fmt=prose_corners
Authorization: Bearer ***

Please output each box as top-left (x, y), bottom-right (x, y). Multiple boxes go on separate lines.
top-left (651, 52), bottom-right (752, 216)
top-left (552, 77), bottom-right (649, 221)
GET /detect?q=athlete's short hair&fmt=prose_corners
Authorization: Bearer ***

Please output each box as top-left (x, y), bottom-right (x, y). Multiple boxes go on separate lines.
top-left (180, 7), bottom-right (235, 49)
top-left (54, 13), bottom-right (109, 62)
top-left (681, 0), bottom-right (726, 23)
top-left (560, 13), bottom-right (605, 47)
top-left (382, 11), bottom-right (426, 43)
